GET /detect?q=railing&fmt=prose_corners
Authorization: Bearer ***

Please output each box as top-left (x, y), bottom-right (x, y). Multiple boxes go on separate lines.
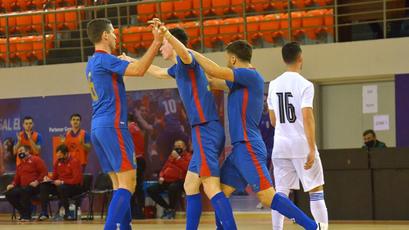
top-left (0, 0), bottom-right (407, 67)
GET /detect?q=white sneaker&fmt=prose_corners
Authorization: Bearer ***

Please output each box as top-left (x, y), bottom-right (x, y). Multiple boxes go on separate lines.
top-left (256, 202), bottom-right (264, 209)
top-left (317, 223), bottom-right (328, 230)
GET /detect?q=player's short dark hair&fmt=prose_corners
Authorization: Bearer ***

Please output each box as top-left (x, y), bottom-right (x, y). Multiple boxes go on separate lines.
top-left (70, 113), bottom-right (81, 120)
top-left (169, 28), bottom-right (188, 46)
top-left (127, 113), bottom-right (135, 122)
top-left (23, 116), bottom-right (33, 122)
top-left (282, 42), bottom-right (302, 64)
top-left (56, 144), bottom-right (69, 155)
top-left (87, 18), bottom-right (112, 44)
top-left (363, 129), bottom-right (376, 137)
top-left (225, 40), bottom-right (252, 63)
top-left (20, 145), bottom-right (31, 152)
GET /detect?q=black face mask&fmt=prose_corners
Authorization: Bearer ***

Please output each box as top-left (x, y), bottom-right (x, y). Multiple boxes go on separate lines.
top-left (18, 152), bottom-right (26, 159)
top-left (174, 148), bottom-right (183, 154)
top-left (365, 140), bottom-right (376, 148)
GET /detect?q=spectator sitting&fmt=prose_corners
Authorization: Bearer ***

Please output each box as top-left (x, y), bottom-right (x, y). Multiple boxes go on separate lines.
top-left (362, 129), bottom-right (387, 151)
top-left (146, 140), bottom-right (192, 219)
top-left (5, 145), bottom-right (48, 221)
top-left (42, 144), bottom-right (83, 220)
top-left (13, 116), bottom-right (43, 166)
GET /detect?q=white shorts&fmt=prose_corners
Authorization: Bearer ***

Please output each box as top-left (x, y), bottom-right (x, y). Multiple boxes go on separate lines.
top-left (272, 155), bottom-right (324, 192)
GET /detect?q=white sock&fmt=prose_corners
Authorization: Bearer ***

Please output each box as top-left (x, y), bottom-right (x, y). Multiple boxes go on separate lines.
top-left (309, 191), bottom-right (328, 224)
top-left (271, 188), bottom-right (290, 230)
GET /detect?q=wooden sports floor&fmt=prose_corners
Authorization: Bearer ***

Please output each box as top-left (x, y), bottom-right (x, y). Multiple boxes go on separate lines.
top-left (0, 213), bottom-right (408, 230)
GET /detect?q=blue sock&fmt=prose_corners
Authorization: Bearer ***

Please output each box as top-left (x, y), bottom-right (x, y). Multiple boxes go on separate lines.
top-left (186, 193), bottom-right (202, 230)
top-left (210, 192), bottom-right (237, 230)
top-left (120, 202), bottom-right (132, 230)
top-left (104, 188), bottom-right (132, 230)
top-left (271, 193), bottom-right (317, 230)
top-left (215, 213), bottom-right (223, 230)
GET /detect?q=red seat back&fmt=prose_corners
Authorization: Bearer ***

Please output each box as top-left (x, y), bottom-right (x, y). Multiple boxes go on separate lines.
top-left (160, 1), bottom-right (174, 20)
top-left (259, 14), bottom-right (281, 43)
top-left (220, 17), bottom-right (243, 44)
top-left (211, 0), bottom-right (230, 16)
top-left (302, 9), bottom-right (325, 39)
top-left (16, 13), bottom-right (33, 34)
top-left (182, 21), bottom-right (200, 47)
top-left (16, 36), bottom-right (34, 62)
top-left (203, 19), bottom-right (221, 48)
top-left (173, 0), bottom-right (192, 19)
top-left (137, 2), bottom-right (157, 23)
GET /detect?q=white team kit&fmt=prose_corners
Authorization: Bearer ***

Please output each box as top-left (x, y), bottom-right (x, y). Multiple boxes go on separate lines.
top-left (267, 71), bottom-right (324, 192)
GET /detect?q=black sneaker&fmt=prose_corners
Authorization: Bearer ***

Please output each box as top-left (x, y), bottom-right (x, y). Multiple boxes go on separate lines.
top-left (38, 213), bottom-right (49, 221)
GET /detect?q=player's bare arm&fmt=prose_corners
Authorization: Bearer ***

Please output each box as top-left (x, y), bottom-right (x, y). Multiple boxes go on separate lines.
top-left (147, 64), bottom-right (172, 79)
top-left (302, 107), bottom-right (316, 170)
top-left (269, 110), bottom-right (276, 127)
top-left (123, 20), bottom-right (164, 77)
top-left (156, 21), bottom-right (193, 65)
top-left (190, 50), bottom-right (235, 82)
top-left (206, 74), bottom-right (229, 91)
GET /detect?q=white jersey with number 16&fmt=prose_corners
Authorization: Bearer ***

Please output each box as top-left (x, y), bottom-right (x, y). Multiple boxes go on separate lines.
top-left (267, 71), bottom-right (315, 159)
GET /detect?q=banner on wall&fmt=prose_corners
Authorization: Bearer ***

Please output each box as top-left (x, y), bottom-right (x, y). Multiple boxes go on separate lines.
top-left (0, 88), bottom-right (224, 180)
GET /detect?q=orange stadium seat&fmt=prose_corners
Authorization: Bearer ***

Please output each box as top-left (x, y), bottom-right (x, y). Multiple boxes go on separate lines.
top-left (136, 1), bottom-right (157, 23)
top-left (1, 0), bottom-right (16, 12)
top-left (63, 0), bottom-right (78, 6)
top-left (324, 8), bottom-right (334, 35)
top-left (140, 26), bottom-right (154, 49)
top-left (32, 34), bottom-right (54, 60)
top-left (0, 38), bottom-right (8, 61)
top-left (32, 11), bottom-right (45, 33)
top-left (122, 26), bottom-right (142, 54)
top-left (231, 0), bottom-right (251, 15)
top-left (181, 21), bottom-right (200, 47)
top-left (16, 0), bottom-right (34, 11)
top-left (314, 0), bottom-right (333, 6)
top-left (0, 14), bottom-right (17, 34)
top-left (15, 13), bottom-right (33, 34)
top-left (292, 0), bottom-right (312, 9)
top-left (211, 0), bottom-right (230, 16)
top-left (302, 9), bottom-right (325, 40)
top-left (259, 13), bottom-right (281, 43)
top-left (46, 10), bottom-right (65, 30)
top-left (203, 19), bottom-right (221, 48)
top-left (33, 0), bottom-right (46, 9)
top-left (159, 1), bottom-right (174, 20)
top-left (272, 0), bottom-right (289, 11)
top-left (16, 36), bottom-right (34, 62)
top-left (8, 37), bottom-right (19, 59)
top-left (192, 0), bottom-right (212, 17)
top-left (239, 15), bottom-right (263, 44)
top-left (173, 0), bottom-right (192, 19)
top-left (249, 0), bottom-right (272, 12)
top-left (219, 17), bottom-right (243, 44)
top-left (63, 7), bottom-right (82, 30)
top-left (280, 11), bottom-right (304, 39)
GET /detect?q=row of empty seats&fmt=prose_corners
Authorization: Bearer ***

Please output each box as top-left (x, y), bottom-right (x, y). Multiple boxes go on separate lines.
top-left (0, 6), bottom-right (84, 34)
top-left (0, 34), bottom-right (54, 62)
top-left (119, 9), bottom-right (333, 52)
top-left (0, 0), bottom-right (84, 12)
top-left (137, 0), bottom-right (334, 22)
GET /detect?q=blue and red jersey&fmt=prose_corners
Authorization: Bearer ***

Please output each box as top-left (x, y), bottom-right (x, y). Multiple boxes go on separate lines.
top-left (85, 50), bottom-right (130, 129)
top-left (226, 68), bottom-right (264, 144)
top-left (167, 53), bottom-right (219, 126)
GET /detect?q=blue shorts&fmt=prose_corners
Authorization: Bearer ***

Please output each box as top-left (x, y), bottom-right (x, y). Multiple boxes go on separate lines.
top-left (91, 127), bottom-right (136, 173)
top-left (189, 120), bottom-right (225, 177)
top-left (221, 140), bottom-right (273, 192)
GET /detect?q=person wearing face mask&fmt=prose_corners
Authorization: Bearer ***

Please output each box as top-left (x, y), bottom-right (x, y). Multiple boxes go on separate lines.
top-left (13, 116), bottom-right (43, 166)
top-left (146, 140), bottom-right (192, 219)
top-left (41, 144), bottom-right (83, 220)
top-left (5, 145), bottom-right (48, 221)
top-left (362, 129), bottom-right (386, 151)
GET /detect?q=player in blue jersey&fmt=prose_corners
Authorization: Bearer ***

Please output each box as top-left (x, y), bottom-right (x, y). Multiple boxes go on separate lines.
top-left (85, 18), bottom-right (165, 230)
top-left (191, 40), bottom-right (327, 230)
top-left (121, 19), bottom-right (237, 230)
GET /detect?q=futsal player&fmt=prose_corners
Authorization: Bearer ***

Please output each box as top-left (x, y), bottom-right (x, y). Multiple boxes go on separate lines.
top-left (267, 42), bottom-right (328, 230)
top-left (85, 18), bottom-right (165, 230)
top-left (120, 19), bottom-right (237, 229)
top-left (191, 40), bottom-right (327, 230)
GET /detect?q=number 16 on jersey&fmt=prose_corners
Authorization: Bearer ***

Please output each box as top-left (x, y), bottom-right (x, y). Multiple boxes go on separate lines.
top-left (276, 92), bottom-right (296, 123)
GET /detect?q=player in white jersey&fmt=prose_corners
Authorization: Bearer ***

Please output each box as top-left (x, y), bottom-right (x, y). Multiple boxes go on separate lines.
top-left (267, 42), bottom-right (328, 230)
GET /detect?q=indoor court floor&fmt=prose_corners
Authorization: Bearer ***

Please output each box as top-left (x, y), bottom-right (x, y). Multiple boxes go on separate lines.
top-left (0, 213), bottom-right (408, 230)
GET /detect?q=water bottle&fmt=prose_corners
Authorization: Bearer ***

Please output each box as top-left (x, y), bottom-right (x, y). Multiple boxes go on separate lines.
top-left (69, 204), bottom-right (75, 219)
top-left (77, 207), bottom-right (81, 220)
